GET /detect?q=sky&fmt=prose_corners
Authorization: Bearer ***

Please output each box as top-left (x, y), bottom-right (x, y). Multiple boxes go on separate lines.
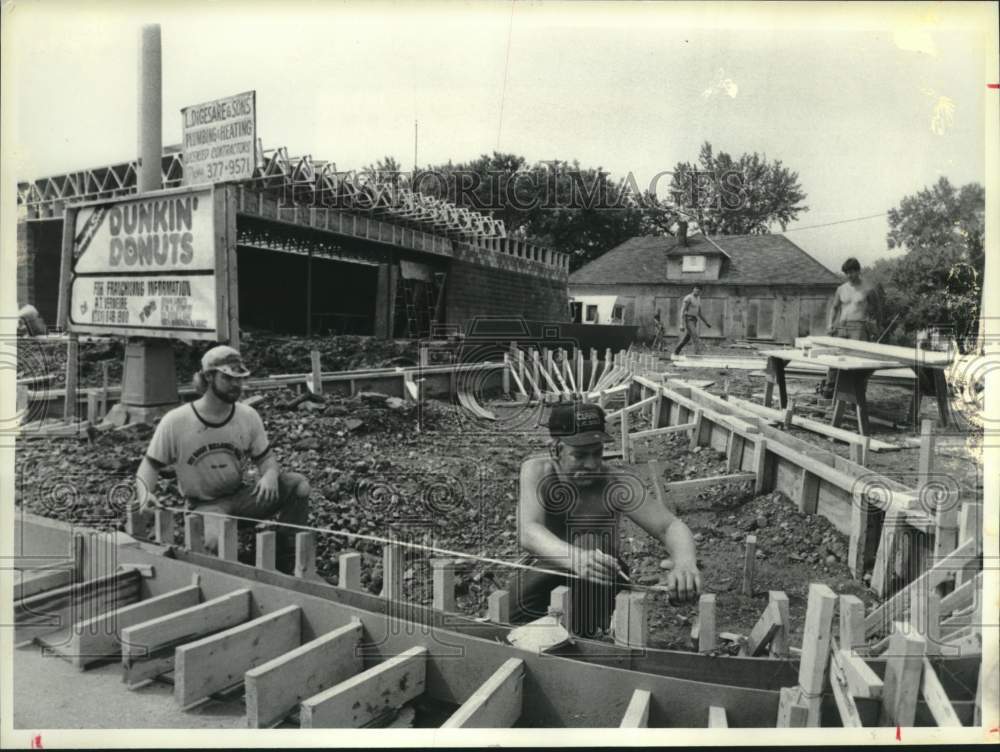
top-left (3, 0), bottom-right (996, 273)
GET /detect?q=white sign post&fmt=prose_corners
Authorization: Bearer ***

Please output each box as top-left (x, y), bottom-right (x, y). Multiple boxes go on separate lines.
top-left (58, 186), bottom-right (237, 342)
top-left (181, 90), bottom-right (256, 186)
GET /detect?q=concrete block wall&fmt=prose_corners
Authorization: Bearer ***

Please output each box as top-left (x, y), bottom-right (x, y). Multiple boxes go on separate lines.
top-left (446, 258), bottom-right (569, 326)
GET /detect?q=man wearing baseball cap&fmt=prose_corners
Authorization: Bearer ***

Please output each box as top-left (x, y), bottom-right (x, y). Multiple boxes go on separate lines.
top-left (135, 345), bottom-right (311, 573)
top-left (513, 401), bottom-right (701, 637)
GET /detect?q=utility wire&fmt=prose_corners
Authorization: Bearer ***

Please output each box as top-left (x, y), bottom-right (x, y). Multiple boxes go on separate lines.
top-left (783, 212), bottom-right (888, 233)
top-left (496, 1), bottom-right (516, 152)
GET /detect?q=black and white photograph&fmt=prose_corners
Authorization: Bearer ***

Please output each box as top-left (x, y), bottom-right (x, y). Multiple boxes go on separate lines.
top-left (1, 0), bottom-right (998, 746)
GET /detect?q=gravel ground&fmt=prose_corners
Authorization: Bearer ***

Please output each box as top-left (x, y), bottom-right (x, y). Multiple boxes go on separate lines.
top-left (15, 335), bottom-right (983, 651)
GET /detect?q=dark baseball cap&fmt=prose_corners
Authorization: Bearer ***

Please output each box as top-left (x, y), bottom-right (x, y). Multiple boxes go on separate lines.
top-left (547, 402), bottom-right (613, 446)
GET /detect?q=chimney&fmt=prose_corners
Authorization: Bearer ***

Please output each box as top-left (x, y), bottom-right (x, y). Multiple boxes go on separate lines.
top-left (677, 220), bottom-right (688, 247)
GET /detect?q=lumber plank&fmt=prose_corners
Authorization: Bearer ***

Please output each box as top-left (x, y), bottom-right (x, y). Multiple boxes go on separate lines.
top-left (121, 588), bottom-right (251, 685)
top-left (613, 591), bottom-right (648, 648)
top-left (746, 602), bottom-right (782, 656)
top-left (184, 514), bottom-right (205, 554)
top-left (920, 657), bottom-right (961, 726)
top-left (15, 568), bottom-right (142, 644)
top-left (154, 509), bottom-right (175, 544)
top-left (838, 595), bottom-right (867, 654)
top-left (441, 658), bottom-right (524, 728)
top-left (432, 558), bottom-right (456, 612)
top-left (245, 618), bottom-right (364, 728)
top-left (218, 518), bottom-right (239, 562)
top-left (550, 585), bottom-right (571, 631)
top-left (776, 686), bottom-right (808, 727)
top-left (742, 535), bottom-right (757, 596)
top-left (65, 584), bottom-right (200, 669)
top-left (619, 688), bottom-right (651, 728)
top-left (300, 645), bottom-right (427, 728)
top-left (13, 568), bottom-right (73, 601)
top-left (798, 583), bottom-right (837, 726)
top-left (295, 532), bottom-right (323, 582)
top-left (940, 571), bottom-right (980, 615)
top-left (878, 624), bottom-right (926, 726)
top-left (174, 605), bottom-right (302, 708)
top-left (629, 421), bottom-right (695, 441)
top-left (256, 531), bottom-right (276, 571)
top-left (381, 543), bottom-right (403, 601)
top-left (488, 590), bottom-right (510, 624)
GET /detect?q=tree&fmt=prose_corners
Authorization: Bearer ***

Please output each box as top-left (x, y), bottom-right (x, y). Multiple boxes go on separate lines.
top-left (668, 142), bottom-right (808, 235)
top-left (878, 178), bottom-right (985, 346)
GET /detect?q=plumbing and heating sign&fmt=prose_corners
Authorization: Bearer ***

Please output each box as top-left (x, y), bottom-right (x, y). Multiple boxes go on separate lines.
top-left (181, 90), bottom-right (256, 186)
top-left (64, 187), bottom-right (226, 339)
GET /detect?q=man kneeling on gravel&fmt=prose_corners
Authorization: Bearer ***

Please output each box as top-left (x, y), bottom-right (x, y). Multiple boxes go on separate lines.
top-left (513, 401), bottom-right (701, 638)
top-left (134, 345), bottom-right (311, 573)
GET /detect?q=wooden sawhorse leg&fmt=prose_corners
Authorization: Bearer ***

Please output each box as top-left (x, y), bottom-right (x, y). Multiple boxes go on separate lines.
top-left (764, 357), bottom-right (788, 408)
top-left (830, 369), bottom-right (874, 436)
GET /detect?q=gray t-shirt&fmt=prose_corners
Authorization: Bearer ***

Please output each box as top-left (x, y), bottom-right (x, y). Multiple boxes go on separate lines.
top-left (146, 402), bottom-right (271, 501)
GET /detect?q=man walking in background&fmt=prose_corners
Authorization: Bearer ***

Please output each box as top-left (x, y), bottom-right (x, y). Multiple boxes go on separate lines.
top-left (828, 257), bottom-right (882, 341)
top-left (673, 286), bottom-right (712, 356)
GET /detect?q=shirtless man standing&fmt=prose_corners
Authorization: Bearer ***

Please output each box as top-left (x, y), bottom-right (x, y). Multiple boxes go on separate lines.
top-left (828, 257), bottom-right (881, 341)
top-left (513, 402), bottom-right (700, 637)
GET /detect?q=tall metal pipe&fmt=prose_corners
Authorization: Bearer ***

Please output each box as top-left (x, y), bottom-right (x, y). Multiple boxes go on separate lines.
top-left (138, 24), bottom-right (162, 193)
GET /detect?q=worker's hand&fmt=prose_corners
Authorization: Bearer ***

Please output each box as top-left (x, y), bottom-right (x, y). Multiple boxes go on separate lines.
top-left (571, 547), bottom-right (618, 585)
top-left (663, 558), bottom-right (701, 604)
top-left (705, 323), bottom-right (712, 329)
top-left (254, 469), bottom-right (280, 504)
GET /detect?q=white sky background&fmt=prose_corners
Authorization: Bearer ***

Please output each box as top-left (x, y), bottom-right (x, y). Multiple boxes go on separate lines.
top-left (4, 0), bottom-right (995, 272)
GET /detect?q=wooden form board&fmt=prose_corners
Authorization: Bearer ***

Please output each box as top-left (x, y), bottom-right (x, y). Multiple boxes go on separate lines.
top-left (300, 645), bottom-right (428, 728)
top-left (619, 689), bottom-right (651, 728)
top-left (15, 568), bottom-right (142, 644)
top-left (120, 588), bottom-right (251, 685)
top-left (795, 336), bottom-right (953, 368)
top-left (245, 618), bottom-right (364, 728)
top-left (441, 658), bottom-right (524, 728)
top-left (174, 604), bottom-right (302, 708)
top-left (64, 583), bottom-right (201, 668)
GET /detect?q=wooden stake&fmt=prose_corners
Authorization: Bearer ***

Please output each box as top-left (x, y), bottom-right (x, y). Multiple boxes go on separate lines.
top-left (688, 409), bottom-right (704, 451)
top-left (776, 686), bottom-right (808, 727)
top-left (63, 332), bottom-right (79, 423)
top-left (878, 623), bottom-right (926, 726)
top-left (338, 552), bottom-right (362, 591)
top-left (382, 543), bottom-right (403, 601)
top-left (621, 404), bottom-right (631, 464)
top-left (488, 589), bottom-right (511, 624)
top-left (752, 438), bottom-right (769, 494)
top-left (550, 585), bottom-right (571, 631)
top-left (184, 514), bottom-right (205, 554)
top-left (620, 688), bottom-right (651, 727)
top-left (154, 509), bottom-right (174, 545)
top-left (310, 349), bottom-right (323, 395)
top-left (219, 518), bottom-right (239, 562)
top-left (839, 594), bottom-right (866, 654)
top-left (797, 583), bottom-right (837, 725)
top-left (742, 535), bottom-right (757, 596)
top-left (849, 436), bottom-right (870, 466)
top-left (613, 591), bottom-right (648, 648)
top-left (256, 531), bottom-right (276, 571)
top-left (796, 469), bottom-right (820, 515)
top-left (432, 558), bottom-right (455, 612)
top-left (698, 594), bottom-right (716, 652)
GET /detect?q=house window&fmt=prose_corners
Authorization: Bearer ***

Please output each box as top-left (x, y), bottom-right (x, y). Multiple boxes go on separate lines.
top-left (570, 302), bottom-right (583, 323)
top-left (585, 305), bottom-right (598, 323)
top-left (611, 305), bottom-right (624, 323)
top-left (681, 255), bottom-right (706, 272)
top-left (699, 297), bottom-right (726, 336)
top-left (798, 298), bottom-right (830, 337)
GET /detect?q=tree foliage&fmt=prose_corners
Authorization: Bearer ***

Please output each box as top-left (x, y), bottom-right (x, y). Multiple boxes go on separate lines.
top-left (875, 178), bottom-right (984, 346)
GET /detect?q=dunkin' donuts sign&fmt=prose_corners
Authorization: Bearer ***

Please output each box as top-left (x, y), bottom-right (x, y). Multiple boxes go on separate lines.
top-left (65, 187), bottom-right (222, 337)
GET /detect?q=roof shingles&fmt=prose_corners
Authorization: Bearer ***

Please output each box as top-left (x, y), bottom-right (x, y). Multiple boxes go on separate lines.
top-left (569, 234), bottom-right (841, 286)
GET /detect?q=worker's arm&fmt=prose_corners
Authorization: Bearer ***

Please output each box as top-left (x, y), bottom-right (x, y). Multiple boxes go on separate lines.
top-left (249, 412), bottom-right (280, 503)
top-left (625, 493), bottom-right (701, 603)
top-left (134, 456), bottom-right (162, 512)
top-left (827, 289), bottom-right (842, 334)
top-left (518, 459), bottom-right (617, 583)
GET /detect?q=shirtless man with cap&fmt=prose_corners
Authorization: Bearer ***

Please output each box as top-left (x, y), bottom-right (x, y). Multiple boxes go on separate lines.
top-left (134, 345), bottom-right (311, 573)
top-left (513, 401), bottom-right (701, 637)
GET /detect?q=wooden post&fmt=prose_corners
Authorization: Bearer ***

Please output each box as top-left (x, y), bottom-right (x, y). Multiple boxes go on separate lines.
top-left (63, 332), bottom-right (79, 423)
top-left (753, 438), bottom-right (769, 494)
top-left (847, 486), bottom-right (870, 579)
top-left (310, 349), bottom-right (323, 395)
top-left (769, 591), bottom-right (791, 657)
top-left (576, 349), bottom-right (584, 394)
top-left (100, 360), bottom-right (110, 418)
top-left (776, 686), bottom-right (808, 727)
top-left (502, 356), bottom-right (511, 396)
top-left (878, 623), bottom-right (926, 726)
top-left (742, 535), bottom-right (757, 596)
top-left (797, 583), bottom-right (837, 725)
top-left (488, 589), bottom-right (510, 623)
top-left (432, 558), bottom-right (455, 612)
top-left (184, 514), bottom-right (205, 554)
top-left (726, 433), bottom-right (745, 473)
top-left (338, 552), bottom-right (362, 591)
top-left (917, 418), bottom-right (936, 486)
top-left (698, 594), bottom-right (716, 652)
top-left (688, 408), bottom-right (703, 451)
top-left (797, 469), bottom-right (820, 515)
top-left (934, 486), bottom-right (960, 559)
top-left (219, 518), bottom-right (239, 562)
top-left (154, 509), bottom-right (174, 544)
top-left (86, 392), bottom-right (99, 425)
top-left (256, 531), bottom-right (276, 570)
top-left (839, 594), bottom-right (866, 654)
